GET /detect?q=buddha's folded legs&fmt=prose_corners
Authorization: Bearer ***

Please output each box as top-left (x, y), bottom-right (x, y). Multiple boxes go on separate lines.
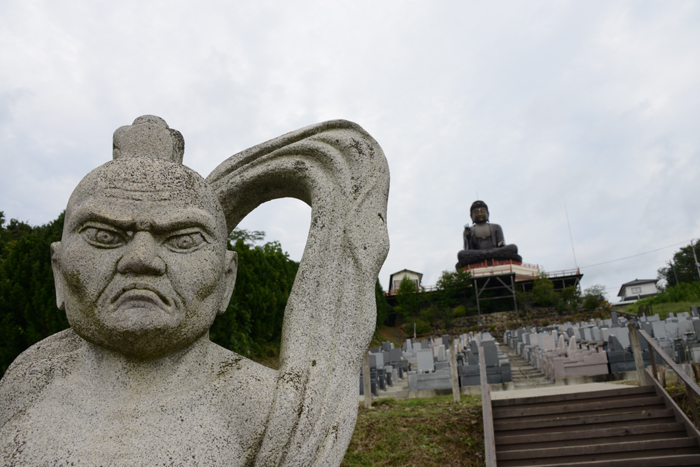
top-left (456, 244), bottom-right (521, 270)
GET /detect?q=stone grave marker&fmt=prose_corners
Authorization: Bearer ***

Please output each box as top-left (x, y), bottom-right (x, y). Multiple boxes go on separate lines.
top-left (652, 321), bottom-right (666, 339)
top-left (416, 349), bottom-right (435, 373)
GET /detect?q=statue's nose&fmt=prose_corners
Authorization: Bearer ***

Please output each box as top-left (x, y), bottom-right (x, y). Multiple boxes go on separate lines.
top-left (117, 231), bottom-right (166, 275)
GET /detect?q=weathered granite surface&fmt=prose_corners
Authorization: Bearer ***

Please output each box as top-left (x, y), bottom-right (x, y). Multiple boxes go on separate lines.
top-left (0, 116), bottom-right (390, 466)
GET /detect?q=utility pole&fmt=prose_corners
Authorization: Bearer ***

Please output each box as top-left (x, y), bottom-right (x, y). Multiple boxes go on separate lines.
top-left (671, 261), bottom-right (679, 286)
top-left (692, 240), bottom-right (700, 280)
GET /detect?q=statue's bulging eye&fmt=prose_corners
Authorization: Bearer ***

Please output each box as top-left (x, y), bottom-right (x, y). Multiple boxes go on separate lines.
top-left (82, 227), bottom-right (125, 247)
top-left (165, 232), bottom-right (206, 251)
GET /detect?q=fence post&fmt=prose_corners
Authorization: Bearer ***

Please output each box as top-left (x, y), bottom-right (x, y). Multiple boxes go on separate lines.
top-left (450, 339), bottom-right (461, 403)
top-left (628, 322), bottom-right (647, 386)
top-left (478, 339), bottom-right (496, 467)
top-left (362, 351), bottom-right (372, 409)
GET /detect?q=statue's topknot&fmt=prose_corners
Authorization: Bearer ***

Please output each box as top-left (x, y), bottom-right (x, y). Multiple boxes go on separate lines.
top-left (112, 115), bottom-right (185, 164)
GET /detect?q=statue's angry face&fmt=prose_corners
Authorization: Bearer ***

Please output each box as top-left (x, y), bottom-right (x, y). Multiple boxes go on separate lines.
top-left (51, 157), bottom-right (237, 359)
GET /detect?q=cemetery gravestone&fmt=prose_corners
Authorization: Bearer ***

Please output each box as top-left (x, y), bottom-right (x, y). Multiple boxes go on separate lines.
top-left (652, 321), bottom-right (667, 340)
top-left (416, 349), bottom-right (435, 373)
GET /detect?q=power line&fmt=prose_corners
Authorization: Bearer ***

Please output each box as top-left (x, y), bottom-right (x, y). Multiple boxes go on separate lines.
top-left (564, 202), bottom-right (578, 268)
top-left (579, 239), bottom-right (694, 269)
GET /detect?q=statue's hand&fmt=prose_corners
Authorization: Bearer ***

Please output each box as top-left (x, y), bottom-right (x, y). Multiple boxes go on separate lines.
top-left (463, 226), bottom-right (472, 250)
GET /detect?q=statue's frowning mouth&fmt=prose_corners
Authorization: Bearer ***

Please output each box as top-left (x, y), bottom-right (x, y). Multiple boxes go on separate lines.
top-left (112, 284), bottom-right (171, 311)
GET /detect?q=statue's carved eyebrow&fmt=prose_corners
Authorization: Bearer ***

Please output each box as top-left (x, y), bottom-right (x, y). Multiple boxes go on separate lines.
top-left (68, 206), bottom-right (219, 238)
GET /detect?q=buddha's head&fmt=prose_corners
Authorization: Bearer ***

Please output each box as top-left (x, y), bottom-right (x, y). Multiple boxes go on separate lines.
top-left (470, 200), bottom-right (489, 224)
top-left (50, 116), bottom-right (237, 359)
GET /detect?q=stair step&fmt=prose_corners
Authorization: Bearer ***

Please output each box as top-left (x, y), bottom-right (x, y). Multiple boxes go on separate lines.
top-left (496, 437), bottom-right (698, 464)
top-left (531, 454), bottom-right (700, 466)
top-left (497, 392), bottom-right (659, 412)
top-left (496, 422), bottom-right (686, 447)
top-left (499, 430), bottom-right (689, 452)
top-left (492, 386), bottom-right (654, 407)
top-left (494, 396), bottom-right (665, 420)
top-left (495, 410), bottom-right (676, 437)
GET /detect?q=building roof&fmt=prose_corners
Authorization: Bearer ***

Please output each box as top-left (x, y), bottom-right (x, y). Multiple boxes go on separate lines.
top-left (389, 269), bottom-right (423, 285)
top-left (617, 279), bottom-right (658, 297)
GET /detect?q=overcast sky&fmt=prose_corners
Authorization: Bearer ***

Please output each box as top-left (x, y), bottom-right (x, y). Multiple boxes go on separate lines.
top-left (2, 1), bottom-right (699, 301)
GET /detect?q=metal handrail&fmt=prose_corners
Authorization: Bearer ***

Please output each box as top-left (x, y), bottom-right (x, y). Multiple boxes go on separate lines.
top-left (477, 337), bottom-right (496, 467)
top-left (638, 328), bottom-right (700, 427)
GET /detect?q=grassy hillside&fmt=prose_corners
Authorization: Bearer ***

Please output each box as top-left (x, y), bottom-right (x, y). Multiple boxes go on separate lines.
top-left (621, 301), bottom-right (698, 320)
top-left (342, 395), bottom-right (485, 467)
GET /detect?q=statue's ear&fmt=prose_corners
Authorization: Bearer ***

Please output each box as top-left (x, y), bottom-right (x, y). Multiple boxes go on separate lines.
top-left (50, 242), bottom-right (66, 310)
top-left (218, 250), bottom-right (238, 315)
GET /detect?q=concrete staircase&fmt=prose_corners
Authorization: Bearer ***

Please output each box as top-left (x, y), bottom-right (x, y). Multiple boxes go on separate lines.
top-left (500, 345), bottom-right (554, 388)
top-left (491, 385), bottom-right (700, 466)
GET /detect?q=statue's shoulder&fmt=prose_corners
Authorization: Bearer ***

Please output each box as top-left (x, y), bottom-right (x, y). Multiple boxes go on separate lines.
top-left (206, 343), bottom-right (277, 392)
top-left (6, 328), bottom-right (83, 369)
top-left (0, 329), bottom-right (83, 426)
top-left (203, 343), bottom-right (277, 432)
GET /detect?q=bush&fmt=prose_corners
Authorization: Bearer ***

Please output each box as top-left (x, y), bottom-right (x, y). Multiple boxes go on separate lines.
top-left (505, 320), bottom-right (520, 330)
top-left (645, 281), bottom-right (700, 305)
top-left (555, 299), bottom-right (568, 314)
top-left (453, 305), bottom-right (467, 318)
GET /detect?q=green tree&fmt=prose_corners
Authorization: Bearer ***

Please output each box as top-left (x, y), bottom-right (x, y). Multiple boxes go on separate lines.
top-left (657, 242), bottom-right (700, 287)
top-left (532, 273), bottom-right (555, 306)
top-left (209, 230), bottom-right (299, 358)
top-left (0, 212), bottom-right (34, 260)
top-left (374, 279), bottom-right (391, 329)
top-left (228, 228), bottom-right (265, 246)
top-left (396, 275), bottom-right (421, 318)
top-left (435, 269), bottom-right (473, 309)
top-left (560, 285), bottom-right (581, 310)
top-left (582, 285), bottom-right (606, 311)
top-left (0, 212), bottom-right (67, 375)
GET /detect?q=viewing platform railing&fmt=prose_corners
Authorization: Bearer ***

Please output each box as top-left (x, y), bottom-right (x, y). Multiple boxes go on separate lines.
top-left (384, 266), bottom-right (581, 296)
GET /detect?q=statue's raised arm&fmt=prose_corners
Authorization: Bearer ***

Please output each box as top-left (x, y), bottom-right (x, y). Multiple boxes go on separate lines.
top-left (208, 119), bottom-right (390, 466)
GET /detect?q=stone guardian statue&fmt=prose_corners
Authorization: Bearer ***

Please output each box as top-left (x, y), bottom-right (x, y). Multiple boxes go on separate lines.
top-left (0, 116), bottom-right (389, 466)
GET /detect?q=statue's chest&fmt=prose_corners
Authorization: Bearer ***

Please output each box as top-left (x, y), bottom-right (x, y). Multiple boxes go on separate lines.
top-left (1, 384), bottom-right (252, 466)
top-left (474, 223), bottom-right (491, 239)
